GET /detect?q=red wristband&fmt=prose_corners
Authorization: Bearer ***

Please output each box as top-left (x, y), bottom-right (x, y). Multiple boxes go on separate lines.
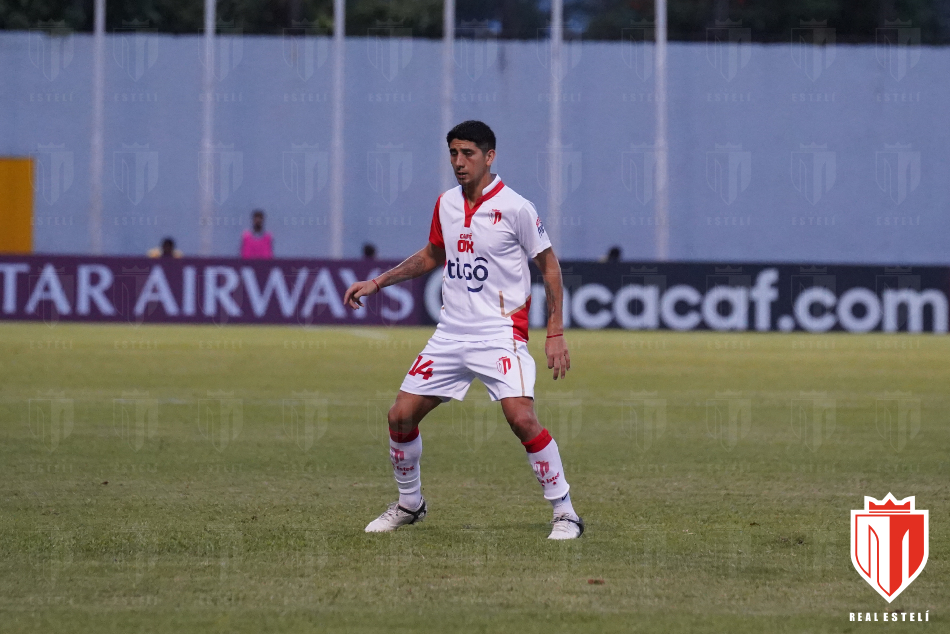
top-left (371, 279), bottom-right (380, 293)
top-left (546, 333), bottom-right (563, 339)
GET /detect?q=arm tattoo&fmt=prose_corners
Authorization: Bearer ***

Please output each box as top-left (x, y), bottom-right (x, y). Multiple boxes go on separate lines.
top-left (536, 250), bottom-right (564, 331)
top-left (544, 278), bottom-right (559, 320)
top-left (542, 271), bottom-right (565, 334)
top-left (379, 252), bottom-right (430, 287)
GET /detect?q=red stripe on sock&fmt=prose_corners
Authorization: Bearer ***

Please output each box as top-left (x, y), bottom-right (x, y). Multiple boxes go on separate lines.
top-left (390, 428), bottom-right (420, 444)
top-left (522, 428), bottom-right (552, 453)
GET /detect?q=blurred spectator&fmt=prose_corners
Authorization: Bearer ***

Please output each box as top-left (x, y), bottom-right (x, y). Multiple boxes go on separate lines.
top-left (241, 209), bottom-right (274, 259)
top-left (362, 242), bottom-right (377, 260)
top-left (147, 237), bottom-right (183, 258)
top-left (599, 246), bottom-right (622, 263)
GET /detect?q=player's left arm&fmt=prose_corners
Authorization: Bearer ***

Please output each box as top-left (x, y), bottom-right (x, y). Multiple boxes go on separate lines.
top-left (533, 247), bottom-right (570, 380)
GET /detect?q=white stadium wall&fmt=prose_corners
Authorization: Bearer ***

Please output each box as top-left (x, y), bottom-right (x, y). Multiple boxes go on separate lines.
top-left (1, 32), bottom-right (947, 263)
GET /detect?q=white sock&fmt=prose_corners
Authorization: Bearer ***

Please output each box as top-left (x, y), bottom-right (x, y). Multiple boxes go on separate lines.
top-left (522, 428), bottom-right (573, 512)
top-left (551, 492), bottom-right (578, 519)
top-left (390, 429), bottom-right (422, 510)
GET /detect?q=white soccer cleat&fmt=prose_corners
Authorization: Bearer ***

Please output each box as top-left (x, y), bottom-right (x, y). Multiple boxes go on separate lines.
top-left (548, 514), bottom-right (585, 540)
top-left (364, 499), bottom-right (427, 533)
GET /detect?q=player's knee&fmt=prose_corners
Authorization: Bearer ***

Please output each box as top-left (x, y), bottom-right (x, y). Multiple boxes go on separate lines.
top-left (505, 410), bottom-right (538, 434)
top-left (386, 406), bottom-right (403, 428)
top-left (387, 405), bottom-right (413, 431)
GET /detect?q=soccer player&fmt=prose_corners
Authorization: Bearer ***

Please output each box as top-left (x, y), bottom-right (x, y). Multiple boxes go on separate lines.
top-left (343, 120), bottom-right (583, 540)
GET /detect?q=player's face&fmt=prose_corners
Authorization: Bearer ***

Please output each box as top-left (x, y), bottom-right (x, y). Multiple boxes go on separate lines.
top-left (449, 140), bottom-right (494, 187)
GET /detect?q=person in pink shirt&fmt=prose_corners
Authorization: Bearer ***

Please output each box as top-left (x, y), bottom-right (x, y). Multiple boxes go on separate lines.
top-left (241, 209), bottom-right (274, 259)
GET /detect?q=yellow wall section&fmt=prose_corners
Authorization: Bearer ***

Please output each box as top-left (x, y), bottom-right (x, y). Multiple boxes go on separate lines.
top-left (0, 158), bottom-right (34, 253)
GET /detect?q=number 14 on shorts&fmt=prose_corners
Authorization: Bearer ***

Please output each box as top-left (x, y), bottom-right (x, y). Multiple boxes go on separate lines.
top-left (408, 356), bottom-right (434, 381)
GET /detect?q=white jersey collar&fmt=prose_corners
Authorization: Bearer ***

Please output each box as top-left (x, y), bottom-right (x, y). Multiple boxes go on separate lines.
top-left (459, 174), bottom-right (502, 198)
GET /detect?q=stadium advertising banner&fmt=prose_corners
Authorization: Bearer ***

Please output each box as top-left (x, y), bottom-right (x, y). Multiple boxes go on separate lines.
top-left (0, 255), bottom-right (421, 326)
top-left (423, 262), bottom-right (950, 334)
top-left (2, 255), bottom-right (947, 333)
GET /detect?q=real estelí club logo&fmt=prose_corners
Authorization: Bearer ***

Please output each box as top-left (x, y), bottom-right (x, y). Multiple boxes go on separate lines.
top-left (851, 494), bottom-right (929, 603)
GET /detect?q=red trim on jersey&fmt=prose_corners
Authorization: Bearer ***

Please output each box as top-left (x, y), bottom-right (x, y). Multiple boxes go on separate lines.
top-left (463, 179), bottom-right (505, 228)
top-left (390, 427), bottom-right (420, 444)
top-left (428, 196), bottom-right (444, 248)
top-left (511, 296), bottom-right (530, 342)
top-left (522, 428), bottom-right (552, 454)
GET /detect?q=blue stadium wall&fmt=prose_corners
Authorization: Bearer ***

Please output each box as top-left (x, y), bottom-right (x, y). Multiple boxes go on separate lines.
top-left (1, 33), bottom-right (947, 263)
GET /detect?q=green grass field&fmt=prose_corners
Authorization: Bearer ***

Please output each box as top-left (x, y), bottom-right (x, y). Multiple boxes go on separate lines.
top-left (0, 323), bottom-right (946, 633)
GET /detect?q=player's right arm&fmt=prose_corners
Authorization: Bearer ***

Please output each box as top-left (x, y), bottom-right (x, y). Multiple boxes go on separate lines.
top-left (345, 195), bottom-right (447, 310)
top-left (343, 242), bottom-right (446, 310)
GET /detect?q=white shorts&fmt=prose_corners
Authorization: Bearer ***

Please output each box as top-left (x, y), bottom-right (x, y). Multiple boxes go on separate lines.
top-left (399, 336), bottom-right (537, 402)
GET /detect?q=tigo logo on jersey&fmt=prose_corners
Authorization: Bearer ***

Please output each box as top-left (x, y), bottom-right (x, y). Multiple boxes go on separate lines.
top-left (496, 356), bottom-right (512, 375)
top-left (489, 209), bottom-right (502, 225)
top-left (851, 494), bottom-right (929, 602)
top-left (447, 256), bottom-right (489, 293)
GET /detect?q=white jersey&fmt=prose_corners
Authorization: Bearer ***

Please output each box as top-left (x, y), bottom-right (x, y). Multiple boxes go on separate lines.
top-left (428, 175), bottom-right (552, 342)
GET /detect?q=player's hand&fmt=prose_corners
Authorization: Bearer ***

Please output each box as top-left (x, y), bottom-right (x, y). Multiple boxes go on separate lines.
top-left (544, 334), bottom-right (570, 380)
top-left (343, 280), bottom-right (379, 310)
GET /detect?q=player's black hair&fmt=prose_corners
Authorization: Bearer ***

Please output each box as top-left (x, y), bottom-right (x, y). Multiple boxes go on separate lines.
top-left (252, 208), bottom-right (265, 218)
top-left (446, 120), bottom-right (496, 153)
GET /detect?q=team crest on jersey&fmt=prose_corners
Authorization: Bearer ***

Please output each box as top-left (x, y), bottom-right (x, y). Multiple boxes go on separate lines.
top-left (496, 356), bottom-right (512, 375)
top-left (536, 216), bottom-right (545, 237)
top-left (489, 209), bottom-right (502, 225)
top-left (851, 494), bottom-right (928, 602)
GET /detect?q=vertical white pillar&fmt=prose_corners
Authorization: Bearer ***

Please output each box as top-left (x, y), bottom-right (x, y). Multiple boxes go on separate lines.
top-left (654, 0), bottom-right (669, 261)
top-left (199, 0), bottom-right (216, 255)
top-left (440, 0), bottom-right (455, 192)
top-left (329, 0), bottom-right (345, 258)
top-left (547, 0), bottom-right (563, 252)
top-left (89, 0), bottom-right (105, 254)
